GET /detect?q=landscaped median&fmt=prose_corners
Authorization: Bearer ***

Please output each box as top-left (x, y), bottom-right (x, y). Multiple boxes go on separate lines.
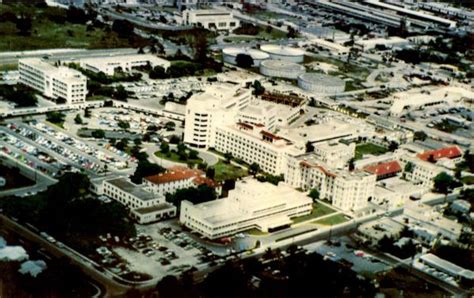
top-left (154, 150), bottom-right (203, 166)
top-left (291, 202), bottom-right (337, 224)
top-left (312, 214), bottom-right (349, 226)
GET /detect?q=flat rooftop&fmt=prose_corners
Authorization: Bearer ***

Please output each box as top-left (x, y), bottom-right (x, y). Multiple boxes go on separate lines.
top-left (106, 178), bottom-right (157, 201)
top-left (133, 203), bottom-right (175, 215)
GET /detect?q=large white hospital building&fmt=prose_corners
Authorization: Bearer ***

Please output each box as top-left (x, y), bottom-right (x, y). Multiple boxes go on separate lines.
top-left (285, 153), bottom-right (376, 212)
top-left (19, 58), bottom-right (87, 104)
top-left (180, 178), bottom-right (312, 239)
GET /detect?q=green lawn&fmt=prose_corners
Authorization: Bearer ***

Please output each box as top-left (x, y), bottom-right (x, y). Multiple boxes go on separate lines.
top-left (461, 176), bottom-right (474, 185)
top-left (0, 5), bottom-right (131, 51)
top-left (154, 150), bottom-right (203, 165)
top-left (291, 202), bottom-right (337, 224)
top-left (46, 120), bottom-right (64, 129)
top-left (0, 64), bottom-right (17, 72)
top-left (213, 160), bottom-right (248, 182)
top-left (312, 214), bottom-right (348, 225)
top-left (355, 143), bottom-right (388, 160)
top-left (246, 228), bottom-right (268, 236)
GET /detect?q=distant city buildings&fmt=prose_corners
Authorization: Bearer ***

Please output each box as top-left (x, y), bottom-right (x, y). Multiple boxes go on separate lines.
top-left (19, 58), bottom-right (87, 104)
top-left (182, 9), bottom-right (239, 31)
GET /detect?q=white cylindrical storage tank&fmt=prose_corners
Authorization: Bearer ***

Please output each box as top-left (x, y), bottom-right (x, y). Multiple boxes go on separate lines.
top-left (297, 73), bottom-right (346, 94)
top-left (222, 47), bottom-right (270, 67)
top-left (259, 60), bottom-right (305, 79)
top-left (260, 44), bottom-right (305, 63)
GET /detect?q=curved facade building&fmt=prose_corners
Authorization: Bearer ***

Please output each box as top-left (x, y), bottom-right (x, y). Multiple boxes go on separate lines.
top-left (297, 73), bottom-right (346, 94)
top-left (260, 44), bottom-right (305, 63)
top-left (222, 47), bottom-right (270, 67)
top-left (260, 60), bottom-right (305, 79)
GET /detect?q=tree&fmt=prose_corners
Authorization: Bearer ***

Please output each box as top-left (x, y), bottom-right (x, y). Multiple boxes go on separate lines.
top-left (433, 172), bottom-right (455, 194)
top-left (91, 129), bottom-right (105, 139)
top-left (224, 152), bottom-right (233, 164)
top-left (66, 6), bottom-right (87, 24)
top-left (249, 162), bottom-right (260, 176)
top-left (118, 120), bottom-right (130, 130)
top-left (84, 107), bottom-right (91, 118)
top-left (388, 141), bottom-right (399, 152)
top-left (206, 167), bottom-right (215, 180)
top-left (149, 66), bottom-right (167, 79)
top-left (166, 185), bottom-right (216, 207)
top-left (130, 160), bottom-right (165, 184)
top-left (252, 80), bottom-right (265, 96)
top-left (305, 141), bottom-right (314, 153)
top-left (160, 142), bottom-right (170, 154)
top-left (164, 121), bottom-right (176, 131)
top-left (46, 111), bottom-right (65, 124)
top-left (348, 158), bottom-right (355, 171)
top-left (189, 149), bottom-right (199, 160)
top-left (404, 161), bottom-right (414, 173)
top-left (235, 54), bottom-right (254, 68)
top-left (413, 131), bottom-right (428, 141)
top-left (309, 188), bottom-right (319, 201)
top-left (112, 19), bottom-right (134, 38)
top-left (16, 14), bottom-right (32, 36)
top-left (114, 85), bottom-right (128, 101)
top-left (192, 31), bottom-right (208, 62)
top-left (287, 26), bottom-right (298, 38)
top-left (133, 138), bottom-right (142, 146)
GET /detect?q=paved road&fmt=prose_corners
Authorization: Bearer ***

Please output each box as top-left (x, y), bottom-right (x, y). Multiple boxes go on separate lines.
top-left (0, 48), bottom-right (137, 66)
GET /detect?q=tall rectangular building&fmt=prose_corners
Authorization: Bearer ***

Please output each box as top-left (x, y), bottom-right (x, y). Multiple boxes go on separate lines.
top-left (19, 58), bottom-right (87, 104)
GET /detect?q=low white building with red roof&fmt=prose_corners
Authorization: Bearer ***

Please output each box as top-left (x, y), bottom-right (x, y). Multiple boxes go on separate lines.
top-left (144, 166), bottom-right (221, 196)
top-left (364, 160), bottom-right (402, 181)
top-left (416, 146), bottom-right (463, 163)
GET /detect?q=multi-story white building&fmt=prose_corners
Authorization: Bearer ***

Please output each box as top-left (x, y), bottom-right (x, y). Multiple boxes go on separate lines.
top-left (214, 122), bottom-right (300, 175)
top-left (400, 155), bottom-right (445, 188)
top-left (180, 178), bottom-right (312, 239)
top-left (182, 9), bottom-right (240, 31)
top-left (100, 177), bottom-right (176, 224)
top-left (184, 84), bottom-right (251, 148)
top-left (285, 153), bottom-right (376, 212)
top-left (312, 141), bottom-right (355, 169)
top-left (79, 54), bottom-right (170, 76)
top-left (103, 177), bottom-right (163, 209)
top-left (19, 58), bottom-right (87, 104)
top-left (236, 101), bottom-right (277, 132)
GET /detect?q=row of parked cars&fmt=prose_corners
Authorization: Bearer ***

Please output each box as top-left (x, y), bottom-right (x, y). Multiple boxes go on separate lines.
top-left (0, 131), bottom-right (61, 176)
top-left (7, 123), bottom-right (101, 173)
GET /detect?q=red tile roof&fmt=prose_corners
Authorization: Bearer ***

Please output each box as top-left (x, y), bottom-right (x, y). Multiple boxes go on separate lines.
top-left (417, 146), bottom-right (462, 162)
top-left (193, 176), bottom-right (221, 188)
top-left (145, 166), bottom-right (204, 185)
top-left (364, 161), bottom-right (402, 177)
top-left (300, 161), bottom-right (337, 177)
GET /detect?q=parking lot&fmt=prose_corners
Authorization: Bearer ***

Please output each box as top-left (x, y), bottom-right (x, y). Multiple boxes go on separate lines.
top-left (1, 120), bottom-right (134, 178)
top-left (305, 236), bottom-right (390, 275)
top-left (90, 223), bottom-right (230, 281)
top-left (122, 77), bottom-right (206, 103)
top-left (66, 108), bottom-right (182, 139)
